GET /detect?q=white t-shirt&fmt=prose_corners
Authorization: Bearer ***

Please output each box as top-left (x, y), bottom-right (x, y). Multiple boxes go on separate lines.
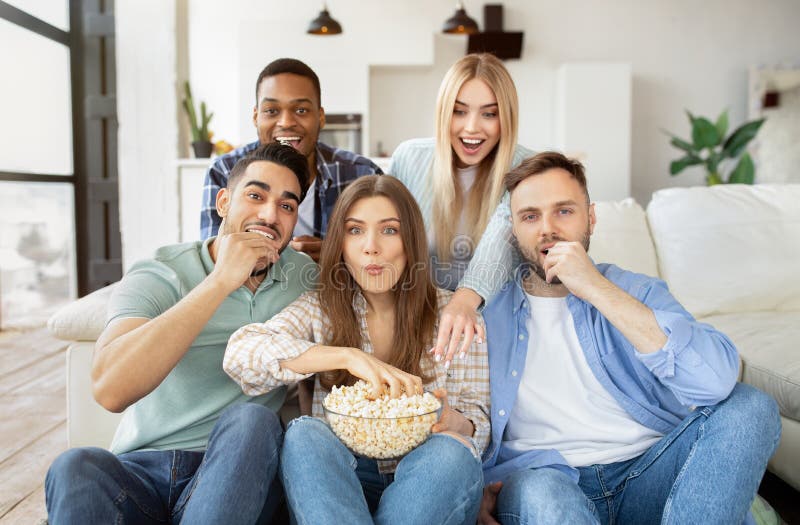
top-left (503, 293), bottom-right (663, 467)
top-left (293, 177), bottom-right (317, 237)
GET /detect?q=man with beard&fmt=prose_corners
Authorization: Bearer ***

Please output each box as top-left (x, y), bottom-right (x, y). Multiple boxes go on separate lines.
top-left (477, 151), bottom-right (780, 525)
top-left (200, 58), bottom-right (382, 262)
top-left (45, 143), bottom-right (317, 524)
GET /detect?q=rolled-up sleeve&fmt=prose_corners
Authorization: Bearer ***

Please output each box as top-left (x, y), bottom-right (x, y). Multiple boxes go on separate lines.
top-left (632, 279), bottom-right (740, 407)
top-left (449, 317), bottom-right (492, 454)
top-left (223, 292), bottom-right (324, 396)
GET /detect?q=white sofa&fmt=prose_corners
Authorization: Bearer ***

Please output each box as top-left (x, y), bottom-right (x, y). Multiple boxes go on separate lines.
top-left (48, 183), bottom-right (800, 490)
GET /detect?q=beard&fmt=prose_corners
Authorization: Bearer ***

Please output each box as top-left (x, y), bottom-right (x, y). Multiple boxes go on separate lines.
top-left (516, 227), bottom-right (591, 285)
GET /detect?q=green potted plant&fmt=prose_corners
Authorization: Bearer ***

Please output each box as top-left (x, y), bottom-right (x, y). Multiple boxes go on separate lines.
top-left (666, 110), bottom-right (765, 185)
top-left (182, 81), bottom-right (214, 158)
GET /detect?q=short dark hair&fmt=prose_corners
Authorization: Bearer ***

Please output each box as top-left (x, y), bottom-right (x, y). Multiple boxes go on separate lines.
top-left (504, 151), bottom-right (590, 204)
top-left (228, 142), bottom-right (311, 200)
top-left (254, 58), bottom-right (322, 107)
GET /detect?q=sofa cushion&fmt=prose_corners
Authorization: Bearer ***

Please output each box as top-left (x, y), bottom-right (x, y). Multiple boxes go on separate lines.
top-left (47, 284), bottom-right (116, 341)
top-left (646, 184), bottom-right (800, 318)
top-left (589, 198), bottom-right (659, 278)
top-left (700, 311), bottom-right (800, 421)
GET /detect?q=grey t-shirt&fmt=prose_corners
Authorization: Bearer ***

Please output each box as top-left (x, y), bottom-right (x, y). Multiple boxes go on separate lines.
top-left (428, 165), bottom-right (478, 291)
top-left (107, 238), bottom-right (317, 454)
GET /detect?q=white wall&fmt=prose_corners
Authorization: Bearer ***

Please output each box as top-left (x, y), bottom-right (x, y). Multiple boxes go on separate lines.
top-left (115, 0), bottom-right (800, 265)
top-left (186, 0), bottom-right (454, 158)
top-left (183, 0), bottom-right (800, 205)
top-left (555, 63), bottom-right (631, 202)
top-left (369, 35), bottom-right (467, 157)
top-left (520, 0), bottom-right (800, 203)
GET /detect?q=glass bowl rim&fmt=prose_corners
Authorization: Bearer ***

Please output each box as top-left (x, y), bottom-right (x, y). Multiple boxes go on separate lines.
top-left (322, 402), bottom-right (442, 420)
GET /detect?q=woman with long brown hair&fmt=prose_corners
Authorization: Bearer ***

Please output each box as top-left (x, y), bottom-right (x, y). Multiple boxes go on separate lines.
top-left (223, 175), bottom-right (490, 524)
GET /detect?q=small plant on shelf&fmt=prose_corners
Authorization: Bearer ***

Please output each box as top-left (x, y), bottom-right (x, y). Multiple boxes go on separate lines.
top-left (182, 81), bottom-right (214, 158)
top-left (665, 109), bottom-right (765, 185)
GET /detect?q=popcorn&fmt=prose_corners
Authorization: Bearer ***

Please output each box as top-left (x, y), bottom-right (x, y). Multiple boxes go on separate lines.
top-left (323, 381), bottom-right (442, 459)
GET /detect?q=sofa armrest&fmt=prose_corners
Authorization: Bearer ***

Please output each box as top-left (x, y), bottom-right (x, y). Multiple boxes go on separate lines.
top-left (66, 342), bottom-right (123, 448)
top-left (48, 284), bottom-right (117, 341)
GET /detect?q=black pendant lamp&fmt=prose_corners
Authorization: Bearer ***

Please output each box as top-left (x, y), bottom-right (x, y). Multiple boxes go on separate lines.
top-left (442, 1), bottom-right (479, 35)
top-left (307, 2), bottom-right (342, 35)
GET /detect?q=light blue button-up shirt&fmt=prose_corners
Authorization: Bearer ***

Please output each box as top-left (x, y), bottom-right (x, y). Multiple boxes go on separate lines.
top-left (481, 263), bottom-right (740, 485)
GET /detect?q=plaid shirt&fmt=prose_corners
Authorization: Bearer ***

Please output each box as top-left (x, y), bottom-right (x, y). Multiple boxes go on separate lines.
top-left (200, 141), bottom-right (382, 239)
top-left (224, 288), bottom-right (491, 474)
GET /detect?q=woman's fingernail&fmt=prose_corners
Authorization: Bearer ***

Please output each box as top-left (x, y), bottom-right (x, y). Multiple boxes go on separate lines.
top-left (435, 354), bottom-right (441, 362)
top-left (444, 360), bottom-right (451, 369)
top-left (459, 352), bottom-right (466, 360)
top-left (428, 347), bottom-right (435, 354)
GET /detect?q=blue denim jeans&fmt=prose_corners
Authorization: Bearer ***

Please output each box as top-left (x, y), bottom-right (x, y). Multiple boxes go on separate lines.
top-left (45, 403), bottom-right (284, 524)
top-left (495, 383), bottom-right (781, 525)
top-left (280, 416), bottom-right (484, 525)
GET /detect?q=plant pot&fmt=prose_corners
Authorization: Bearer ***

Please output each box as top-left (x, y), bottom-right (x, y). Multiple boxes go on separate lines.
top-left (191, 140), bottom-right (213, 158)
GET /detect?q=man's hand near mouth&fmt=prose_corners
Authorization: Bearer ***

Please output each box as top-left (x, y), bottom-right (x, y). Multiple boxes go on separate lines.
top-left (211, 231), bottom-right (281, 291)
top-left (542, 241), bottom-right (605, 299)
top-left (290, 235), bottom-right (323, 262)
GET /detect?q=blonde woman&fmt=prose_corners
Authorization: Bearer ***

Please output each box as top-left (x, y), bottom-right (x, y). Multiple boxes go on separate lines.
top-left (390, 53), bottom-right (532, 364)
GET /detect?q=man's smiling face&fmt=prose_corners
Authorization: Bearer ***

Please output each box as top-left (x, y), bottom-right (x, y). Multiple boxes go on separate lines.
top-left (252, 73), bottom-right (325, 160)
top-left (217, 160), bottom-right (302, 267)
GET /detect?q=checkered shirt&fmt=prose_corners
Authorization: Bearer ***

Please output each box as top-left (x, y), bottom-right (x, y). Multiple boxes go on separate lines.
top-left (224, 288), bottom-right (491, 474)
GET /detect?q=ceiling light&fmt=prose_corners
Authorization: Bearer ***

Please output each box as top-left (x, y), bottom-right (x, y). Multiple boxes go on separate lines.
top-left (308, 2), bottom-right (342, 35)
top-left (442, 1), bottom-right (479, 34)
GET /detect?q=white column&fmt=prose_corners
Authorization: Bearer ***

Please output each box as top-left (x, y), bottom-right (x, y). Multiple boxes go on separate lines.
top-left (116, 0), bottom-right (181, 269)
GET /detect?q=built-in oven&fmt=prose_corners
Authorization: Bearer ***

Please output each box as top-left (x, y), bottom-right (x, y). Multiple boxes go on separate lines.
top-left (318, 113), bottom-right (362, 154)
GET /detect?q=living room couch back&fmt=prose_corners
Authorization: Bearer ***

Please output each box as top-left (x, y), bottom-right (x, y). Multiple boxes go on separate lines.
top-left (646, 184), bottom-right (800, 318)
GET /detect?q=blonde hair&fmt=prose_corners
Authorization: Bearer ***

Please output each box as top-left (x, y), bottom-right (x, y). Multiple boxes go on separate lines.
top-left (431, 53), bottom-right (519, 261)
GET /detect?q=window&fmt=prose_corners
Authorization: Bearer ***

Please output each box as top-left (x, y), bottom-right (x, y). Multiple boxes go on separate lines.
top-left (0, 0), bottom-right (119, 329)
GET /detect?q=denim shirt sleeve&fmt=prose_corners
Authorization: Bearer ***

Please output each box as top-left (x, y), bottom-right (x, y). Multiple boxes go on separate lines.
top-left (630, 277), bottom-right (740, 407)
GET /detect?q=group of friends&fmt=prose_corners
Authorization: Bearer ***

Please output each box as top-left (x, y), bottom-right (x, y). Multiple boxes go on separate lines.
top-left (44, 55), bottom-right (781, 525)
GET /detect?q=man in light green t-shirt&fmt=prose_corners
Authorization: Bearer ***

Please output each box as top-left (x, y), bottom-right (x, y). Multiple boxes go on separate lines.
top-left (45, 143), bottom-right (317, 524)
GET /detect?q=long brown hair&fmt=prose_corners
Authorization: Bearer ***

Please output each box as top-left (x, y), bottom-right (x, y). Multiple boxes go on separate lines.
top-left (318, 176), bottom-right (438, 390)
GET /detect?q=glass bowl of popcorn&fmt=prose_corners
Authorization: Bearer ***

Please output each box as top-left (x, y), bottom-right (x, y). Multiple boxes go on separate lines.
top-left (322, 381), bottom-right (442, 459)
